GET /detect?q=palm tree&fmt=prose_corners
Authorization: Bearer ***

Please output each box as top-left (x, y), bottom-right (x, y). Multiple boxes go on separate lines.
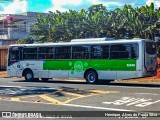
top-left (31, 3), bottom-right (159, 43)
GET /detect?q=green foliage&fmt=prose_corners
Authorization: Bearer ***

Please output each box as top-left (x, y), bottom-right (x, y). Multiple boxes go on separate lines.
top-left (16, 37), bottom-right (34, 44)
top-left (31, 2), bottom-right (160, 42)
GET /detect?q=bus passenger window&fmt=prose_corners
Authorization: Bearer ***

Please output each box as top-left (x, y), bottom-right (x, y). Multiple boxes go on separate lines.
top-left (91, 45), bottom-right (102, 59)
top-left (82, 46), bottom-right (90, 59)
top-left (55, 46), bottom-right (71, 59)
top-left (72, 46), bottom-right (83, 59)
top-left (110, 44), bottom-right (130, 59)
top-left (102, 45), bottom-right (109, 59)
top-left (23, 48), bottom-right (37, 60)
top-left (131, 44), bottom-right (138, 59)
top-left (38, 47), bottom-right (54, 59)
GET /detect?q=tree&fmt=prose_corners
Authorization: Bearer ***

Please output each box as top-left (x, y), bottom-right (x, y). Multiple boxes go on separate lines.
top-left (31, 3), bottom-right (160, 43)
top-left (16, 37), bottom-right (34, 44)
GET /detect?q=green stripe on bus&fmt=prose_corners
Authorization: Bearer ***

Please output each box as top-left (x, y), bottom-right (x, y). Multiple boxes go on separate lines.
top-left (43, 60), bottom-right (136, 71)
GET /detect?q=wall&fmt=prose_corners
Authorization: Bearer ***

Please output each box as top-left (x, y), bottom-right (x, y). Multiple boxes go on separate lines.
top-left (0, 47), bottom-right (8, 70)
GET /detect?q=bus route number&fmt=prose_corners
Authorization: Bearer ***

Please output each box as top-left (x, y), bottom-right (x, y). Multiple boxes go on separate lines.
top-left (127, 64), bottom-right (135, 67)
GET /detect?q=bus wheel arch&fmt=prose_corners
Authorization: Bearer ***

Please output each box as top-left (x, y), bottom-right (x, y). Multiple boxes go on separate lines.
top-left (84, 68), bottom-right (98, 84)
top-left (22, 68), bottom-right (34, 82)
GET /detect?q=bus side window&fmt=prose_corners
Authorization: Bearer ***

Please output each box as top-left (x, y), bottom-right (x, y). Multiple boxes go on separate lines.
top-left (82, 45), bottom-right (90, 59)
top-left (55, 46), bottom-right (71, 59)
top-left (23, 48), bottom-right (37, 60)
top-left (91, 45), bottom-right (102, 59)
top-left (102, 45), bottom-right (109, 59)
top-left (110, 44), bottom-right (130, 59)
top-left (72, 46), bottom-right (83, 59)
top-left (38, 47), bottom-right (54, 59)
top-left (131, 44), bottom-right (138, 59)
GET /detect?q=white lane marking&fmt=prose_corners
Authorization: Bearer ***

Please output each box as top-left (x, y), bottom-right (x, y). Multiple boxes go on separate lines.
top-left (0, 85), bottom-right (23, 88)
top-left (103, 97), bottom-right (160, 107)
top-left (135, 93), bottom-right (158, 95)
top-left (0, 85), bottom-right (56, 90)
top-left (108, 85), bottom-right (160, 90)
top-left (63, 104), bottom-right (134, 111)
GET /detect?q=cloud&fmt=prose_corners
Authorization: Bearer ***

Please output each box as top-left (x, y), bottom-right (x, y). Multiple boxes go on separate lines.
top-left (87, 0), bottom-right (136, 6)
top-left (0, 0), bottom-right (28, 14)
top-left (45, 0), bottom-right (82, 12)
top-left (46, 0), bottom-right (127, 12)
top-left (46, 6), bottom-right (69, 13)
top-left (146, 0), bottom-right (160, 8)
top-left (155, 0), bottom-right (160, 8)
top-left (51, 0), bottom-right (82, 6)
top-left (146, 0), bottom-right (154, 5)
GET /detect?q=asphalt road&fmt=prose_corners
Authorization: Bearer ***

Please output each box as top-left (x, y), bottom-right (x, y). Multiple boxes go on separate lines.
top-left (0, 78), bottom-right (160, 119)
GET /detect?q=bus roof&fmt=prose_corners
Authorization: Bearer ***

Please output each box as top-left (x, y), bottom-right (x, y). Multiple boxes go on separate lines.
top-left (9, 38), bottom-right (153, 47)
top-left (71, 37), bottom-right (115, 42)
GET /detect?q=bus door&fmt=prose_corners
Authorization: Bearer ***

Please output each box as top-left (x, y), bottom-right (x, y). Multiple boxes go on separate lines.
top-left (7, 47), bottom-right (22, 77)
top-left (144, 42), bottom-right (157, 75)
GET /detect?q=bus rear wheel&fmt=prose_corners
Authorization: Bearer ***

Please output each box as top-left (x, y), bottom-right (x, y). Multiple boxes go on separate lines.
top-left (41, 78), bottom-right (49, 82)
top-left (85, 71), bottom-right (98, 84)
top-left (24, 70), bottom-right (34, 82)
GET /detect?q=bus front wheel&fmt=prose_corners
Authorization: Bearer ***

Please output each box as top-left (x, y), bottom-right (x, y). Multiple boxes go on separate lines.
top-left (85, 71), bottom-right (98, 84)
top-left (24, 70), bottom-right (34, 82)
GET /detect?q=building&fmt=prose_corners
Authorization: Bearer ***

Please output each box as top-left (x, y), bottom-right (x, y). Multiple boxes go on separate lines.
top-left (0, 12), bottom-right (47, 44)
top-left (0, 12), bottom-right (47, 70)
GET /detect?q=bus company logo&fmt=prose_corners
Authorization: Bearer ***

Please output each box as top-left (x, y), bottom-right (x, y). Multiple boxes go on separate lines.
top-left (69, 61), bottom-right (88, 74)
top-left (127, 64), bottom-right (135, 67)
top-left (74, 61), bottom-right (84, 72)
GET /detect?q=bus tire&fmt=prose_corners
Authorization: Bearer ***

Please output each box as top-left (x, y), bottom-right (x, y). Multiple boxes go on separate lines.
top-left (41, 78), bottom-right (49, 82)
top-left (24, 69), bottom-right (34, 82)
top-left (85, 70), bottom-right (98, 84)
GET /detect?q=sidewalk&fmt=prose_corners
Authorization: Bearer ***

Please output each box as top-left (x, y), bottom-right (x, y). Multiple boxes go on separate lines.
top-left (0, 71), bottom-right (8, 78)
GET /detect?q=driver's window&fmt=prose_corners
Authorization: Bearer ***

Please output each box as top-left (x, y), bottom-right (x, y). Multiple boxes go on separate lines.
top-left (10, 48), bottom-right (20, 61)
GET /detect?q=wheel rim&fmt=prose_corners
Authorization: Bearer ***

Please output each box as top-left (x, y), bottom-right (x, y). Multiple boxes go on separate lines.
top-left (87, 73), bottom-right (96, 83)
top-left (26, 73), bottom-right (32, 80)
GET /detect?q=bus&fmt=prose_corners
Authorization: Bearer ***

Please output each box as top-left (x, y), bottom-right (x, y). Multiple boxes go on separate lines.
top-left (7, 38), bottom-right (157, 84)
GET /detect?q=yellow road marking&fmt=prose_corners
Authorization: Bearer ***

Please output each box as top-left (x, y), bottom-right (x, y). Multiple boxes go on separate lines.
top-left (89, 90), bottom-right (119, 94)
top-left (10, 97), bottom-right (20, 101)
top-left (0, 90), bottom-right (118, 105)
top-left (60, 91), bottom-right (85, 97)
top-left (89, 90), bottom-right (110, 94)
top-left (0, 98), bottom-right (55, 105)
top-left (39, 94), bottom-right (63, 104)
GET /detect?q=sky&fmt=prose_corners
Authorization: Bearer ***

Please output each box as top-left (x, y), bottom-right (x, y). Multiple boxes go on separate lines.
top-left (0, 0), bottom-right (159, 14)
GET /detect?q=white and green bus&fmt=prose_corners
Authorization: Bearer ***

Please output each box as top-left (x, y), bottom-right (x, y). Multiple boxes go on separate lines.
top-left (7, 38), bottom-right (157, 84)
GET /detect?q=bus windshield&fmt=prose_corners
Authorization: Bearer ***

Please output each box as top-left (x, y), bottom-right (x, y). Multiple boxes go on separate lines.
top-left (146, 42), bottom-right (156, 55)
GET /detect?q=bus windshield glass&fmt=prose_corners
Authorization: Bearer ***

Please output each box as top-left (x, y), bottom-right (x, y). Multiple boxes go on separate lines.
top-left (146, 42), bottom-right (156, 55)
